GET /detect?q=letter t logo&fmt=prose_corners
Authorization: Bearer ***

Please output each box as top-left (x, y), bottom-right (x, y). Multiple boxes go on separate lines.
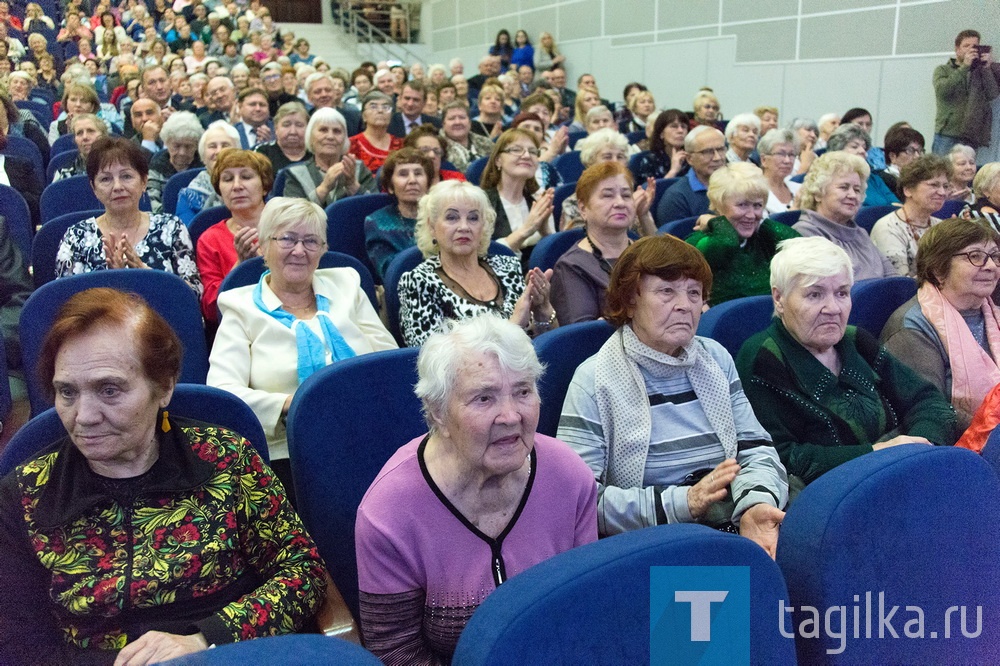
top-left (675, 590), bottom-right (729, 641)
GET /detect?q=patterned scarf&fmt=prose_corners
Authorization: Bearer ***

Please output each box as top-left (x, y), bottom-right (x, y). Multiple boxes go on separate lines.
top-left (252, 271), bottom-right (357, 385)
top-left (594, 326), bottom-right (737, 488)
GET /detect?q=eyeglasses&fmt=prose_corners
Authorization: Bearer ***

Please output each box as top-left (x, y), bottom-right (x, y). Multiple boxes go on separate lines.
top-left (501, 146), bottom-right (541, 157)
top-left (272, 235), bottom-right (326, 251)
top-left (768, 151), bottom-right (797, 160)
top-left (365, 103), bottom-right (393, 111)
top-left (418, 146), bottom-right (443, 157)
top-left (692, 146), bottom-right (726, 157)
top-left (901, 146), bottom-right (925, 156)
top-left (953, 250), bottom-right (1000, 267)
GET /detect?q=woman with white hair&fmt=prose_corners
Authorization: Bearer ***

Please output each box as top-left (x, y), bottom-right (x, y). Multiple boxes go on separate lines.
top-left (176, 120), bottom-right (240, 224)
top-left (815, 112), bottom-right (839, 150)
top-left (793, 151), bottom-right (897, 279)
top-left (970, 162), bottom-right (1000, 215)
top-left (687, 162), bottom-right (800, 304)
top-left (584, 104), bottom-right (616, 136)
top-left (147, 110), bottom-right (204, 213)
top-left (724, 113), bottom-right (761, 164)
top-left (948, 144), bottom-right (977, 204)
top-left (349, 90), bottom-right (404, 173)
top-left (788, 117), bottom-right (819, 176)
top-left (397, 181), bottom-right (558, 346)
top-left (737, 236), bottom-right (958, 489)
top-left (357, 313), bottom-right (596, 664)
top-left (283, 106), bottom-right (377, 206)
top-left (758, 128), bottom-right (802, 215)
top-left (208, 196), bottom-right (396, 495)
top-left (559, 128), bottom-right (655, 232)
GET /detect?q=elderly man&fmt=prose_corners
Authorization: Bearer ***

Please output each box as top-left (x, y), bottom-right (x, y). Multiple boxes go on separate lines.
top-left (235, 86), bottom-right (273, 149)
top-left (130, 98), bottom-right (164, 154)
top-left (932, 29), bottom-right (1000, 154)
top-left (388, 80), bottom-right (441, 137)
top-left (655, 126), bottom-right (726, 223)
top-left (305, 72), bottom-right (361, 134)
top-left (549, 67), bottom-right (575, 114)
top-left (466, 55), bottom-right (501, 96)
top-left (199, 75), bottom-right (236, 127)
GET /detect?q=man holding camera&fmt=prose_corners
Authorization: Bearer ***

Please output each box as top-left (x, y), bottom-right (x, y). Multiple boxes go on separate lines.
top-left (932, 29), bottom-right (1000, 155)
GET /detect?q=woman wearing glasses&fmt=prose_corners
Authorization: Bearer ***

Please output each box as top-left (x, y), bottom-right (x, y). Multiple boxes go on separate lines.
top-left (480, 129), bottom-right (556, 260)
top-left (870, 155), bottom-right (951, 277)
top-left (208, 197), bottom-right (396, 496)
top-left (348, 91), bottom-right (405, 173)
top-left (881, 218), bottom-right (1000, 430)
top-left (758, 128), bottom-right (802, 216)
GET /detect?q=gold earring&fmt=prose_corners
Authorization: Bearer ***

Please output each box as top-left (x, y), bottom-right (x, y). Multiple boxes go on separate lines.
top-left (161, 410), bottom-right (171, 433)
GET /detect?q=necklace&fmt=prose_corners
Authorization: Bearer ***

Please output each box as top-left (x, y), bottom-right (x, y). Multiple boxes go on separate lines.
top-left (896, 207), bottom-right (931, 244)
top-left (586, 233), bottom-right (630, 275)
top-left (438, 259), bottom-right (504, 310)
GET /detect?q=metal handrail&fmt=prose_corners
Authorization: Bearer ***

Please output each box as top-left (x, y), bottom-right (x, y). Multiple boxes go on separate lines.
top-left (337, 3), bottom-right (423, 65)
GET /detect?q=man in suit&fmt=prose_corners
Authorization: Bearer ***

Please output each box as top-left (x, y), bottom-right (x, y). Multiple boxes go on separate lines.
top-left (387, 80), bottom-right (441, 138)
top-left (466, 55), bottom-right (501, 98)
top-left (235, 87), bottom-right (273, 149)
top-left (549, 67), bottom-right (575, 116)
top-left (305, 72), bottom-right (361, 135)
top-left (198, 76), bottom-right (236, 127)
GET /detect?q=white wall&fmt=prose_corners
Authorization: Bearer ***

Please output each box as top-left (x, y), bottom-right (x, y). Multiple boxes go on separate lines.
top-left (418, 0), bottom-right (1000, 146)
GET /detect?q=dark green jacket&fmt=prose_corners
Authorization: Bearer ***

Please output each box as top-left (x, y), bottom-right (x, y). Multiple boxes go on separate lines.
top-left (736, 318), bottom-right (958, 484)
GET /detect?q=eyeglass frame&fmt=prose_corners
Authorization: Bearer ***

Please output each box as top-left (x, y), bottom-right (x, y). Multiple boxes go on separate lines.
top-left (271, 235), bottom-right (327, 252)
top-left (952, 250), bottom-right (1000, 267)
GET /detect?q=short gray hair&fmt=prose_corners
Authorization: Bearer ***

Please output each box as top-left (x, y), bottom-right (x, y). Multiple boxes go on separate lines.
top-left (724, 113), bottom-right (761, 140)
top-left (578, 128), bottom-right (629, 166)
top-left (160, 110), bottom-right (203, 144)
top-left (69, 112), bottom-right (107, 135)
top-left (788, 117), bottom-right (818, 134)
top-left (305, 106), bottom-right (349, 154)
top-left (973, 162), bottom-right (1000, 199)
top-left (304, 71), bottom-right (333, 96)
top-left (757, 128), bottom-right (799, 156)
top-left (827, 123), bottom-right (872, 152)
top-left (415, 313), bottom-right (544, 432)
top-left (684, 125), bottom-right (722, 152)
top-left (770, 236), bottom-right (854, 309)
top-left (259, 197), bottom-right (328, 253)
top-left (198, 120), bottom-right (239, 161)
top-left (414, 180), bottom-right (496, 258)
top-left (799, 151), bottom-right (870, 211)
top-left (950, 143), bottom-right (976, 163)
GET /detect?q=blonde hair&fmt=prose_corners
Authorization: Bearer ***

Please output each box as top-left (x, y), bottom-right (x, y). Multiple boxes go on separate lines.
top-left (414, 180), bottom-right (496, 258)
top-left (973, 162), bottom-right (1000, 199)
top-left (259, 197), bottom-right (328, 253)
top-left (707, 162), bottom-right (769, 214)
top-left (799, 152), bottom-right (870, 211)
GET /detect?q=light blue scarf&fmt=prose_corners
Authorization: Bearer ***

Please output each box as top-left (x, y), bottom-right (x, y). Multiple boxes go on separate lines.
top-left (253, 271), bottom-right (357, 385)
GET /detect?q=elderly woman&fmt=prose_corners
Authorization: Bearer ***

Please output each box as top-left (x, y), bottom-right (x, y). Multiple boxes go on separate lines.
top-left (480, 128), bottom-right (556, 258)
top-left (788, 117), bottom-right (818, 176)
top-left (633, 109), bottom-right (690, 181)
top-left (147, 111), bottom-right (204, 213)
top-left (551, 162), bottom-right (640, 323)
top-left (364, 148), bottom-right (433, 280)
top-left (816, 113), bottom-right (840, 150)
top-left (724, 113), bottom-right (761, 164)
top-left (52, 113), bottom-right (107, 182)
top-left (208, 197), bottom-right (397, 492)
top-left (970, 162), bottom-right (1000, 215)
top-left (870, 155), bottom-right (951, 277)
top-left (584, 105), bottom-right (617, 136)
top-left (348, 91), bottom-right (404, 173)
top-left (404, 123), bottom-right (466, 184)
top-left (826, 123), bottom-right (899, 207)
top-left (687, 162), bottom-right (800, 305)
top-left (560, 128), bottom-right (656, 233)
top-left (623, 89), bottom-right (656, 133)
top-left (196, 149), bottom-right (273, 322)
top-left (691, 89), bottom-right (724, 131)
top-left (397, 181), bottom-right (557, 346)
top-left (357, 314), bottom-right (596, 663)
top-left (472, 84), bottom-right (506, 137)
top-left (284, 107), bottom-right (377, 206)
top-left (949, 144), bottom-right (977, 204)
top-left (439, 101), bottom-right (495, 173)
top-left (0, 288), bottom-right (327, 665)
top-left (176, 120), bottom-right (239, 224)
top-left (254, 101), bottom-right (311, 173)
top-left (759, 128), bottom-right (802, 215)
top-left (55, 137), bottom-right (202, 294)
top-left (793, 151), bottom-right (896, 280)
top-left (557, 234), bottom-right (787, 550)
top-left (737, 236), bottom-right (958, 488)
top-left (881, 218), bottom-right (1000, 430)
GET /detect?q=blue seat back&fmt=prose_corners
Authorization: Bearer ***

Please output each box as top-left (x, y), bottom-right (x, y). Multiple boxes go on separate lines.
top-left (981, 425), bottom-right (1000, 476)
top-left (933, 198), bottom-right (966, 219)
top-left (45, 149), bottom-right (78, 184)
top-left (188, 205), bottom-right (231, 247)
top-left (15, 99), bottom-right (49, 128)
top-left (552, 151), bottom-right (584, 183)
top-left (0, 335), bottom-right (11, 430)
top-left (0, 384), bottom-right (269, 479)
top-left (533, 319), bottom-right (615, 436)
top-left (51, 132), bottom-right (76, 156)
top-left (0, 184), bottom-right (33, 261)
top-left (162, 167), bottom-right (204, 215)
top-left (651, 177), bottom-right (679, 218)
top-left (157, 634), bottom-right (380, 665)
top-left (567, 130), bottom-right (587, 149)
top-left (854, 204), bottom-right (896, 233)
top-left (624, 129), bottom-right (645, 145)
top-left (325, 193), bottom-right (393, 285)
top-left (627, 150), bottom-right (650, 181)
top-left (39, 175), bottom-right (151, 224)
top-left (465, 156), bottom-right (489, 185)
top-left (657, 215), bottom-right (699, 240)
top-left (219, 252), bottom-right (379, 311)
top-left (528, 228), bottom-right (585, 272)
top-left (696, 294), bottom-right (774, 358)
top-left (19, 269), bottom-right (209, 415)
top-left (769, 209), bottom-right (801, 226)
top-left (848, 276), bottom-right (917, 336)
top-left (31, 209), bottom-right (105, 288)
top-left (551, 180), bottom-right (576, 224)
top-left (776, 445), bottom-right (1000, 664)
top-left (788, 173), bottom-right (806, 184)
top-left (453, 523), bottom-right (797, 666)
top-left (3, 135), bottom-right (44, 185)
top-left (270, 166), bottom-right (289, 201)
top-left (287, 348), bottom-right (426, 621)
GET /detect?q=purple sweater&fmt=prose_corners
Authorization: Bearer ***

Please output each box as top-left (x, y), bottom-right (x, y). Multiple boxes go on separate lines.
top-left (356, 433), bottom-right (598, 664)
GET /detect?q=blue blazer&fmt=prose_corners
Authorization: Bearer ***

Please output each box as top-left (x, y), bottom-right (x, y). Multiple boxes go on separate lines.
top-left (236, 120), bottom-right (275, 150)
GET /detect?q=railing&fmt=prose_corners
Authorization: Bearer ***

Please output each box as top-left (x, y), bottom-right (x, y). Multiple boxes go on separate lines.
top-left (333, 1), bottom-right (424, 64)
